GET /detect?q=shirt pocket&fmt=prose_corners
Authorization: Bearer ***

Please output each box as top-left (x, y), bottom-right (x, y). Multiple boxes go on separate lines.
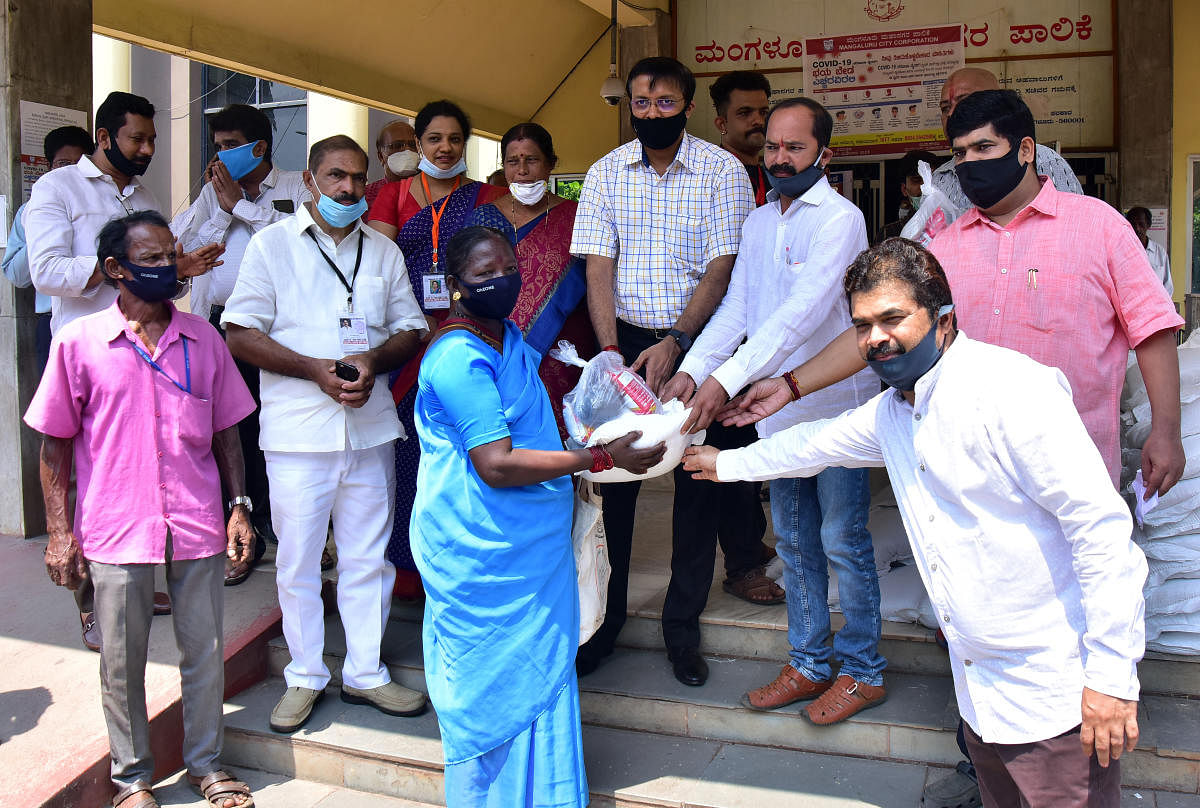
top-left (1025, 266), bottom-right (1085, 338)
top-left (355, 276), bottom-right (387, 326)
top-left (174, 392), bottom-right (215, 452)
top-left (666, 216), bottom-right (705, 269)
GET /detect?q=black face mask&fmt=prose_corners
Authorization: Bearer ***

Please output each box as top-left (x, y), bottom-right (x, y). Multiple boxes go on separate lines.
top-left (630, 109), bottom-right (688, 151)
top-left (955, 143), bottom-right (1028, 209)
top-left (104, 139), bottom-right (151, 177)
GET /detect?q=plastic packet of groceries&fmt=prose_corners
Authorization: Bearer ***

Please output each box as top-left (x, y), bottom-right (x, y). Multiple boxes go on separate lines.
top-left (899, 160), bottom-right (961, 246)
top-left (549, 341), bottom-right (661, 445)
top-left (550, 341), bottom-right (704, 482)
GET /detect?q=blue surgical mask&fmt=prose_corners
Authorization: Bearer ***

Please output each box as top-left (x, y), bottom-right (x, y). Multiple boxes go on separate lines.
top-left (419, 155), bottom-right (468, 180)
top-left (867, 305), bottom-right (954, 391)
top-left (315, 193), bottom-right (368, 228)
top-left (217, 141), bottom-right (264, 180)
top-left (460, 272), bottom-right (522, 321)
top-left (117, 259), bottom-right (178, 303)
top-left (766, 151), bottom-right (825, 199)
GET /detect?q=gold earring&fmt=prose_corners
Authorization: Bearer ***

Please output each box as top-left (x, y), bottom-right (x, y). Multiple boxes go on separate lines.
top-left (452, 291), bottom-right (461, 301)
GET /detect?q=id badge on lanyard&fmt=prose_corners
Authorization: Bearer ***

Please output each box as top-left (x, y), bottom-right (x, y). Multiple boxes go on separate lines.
top-left (338, 310), bottom-right (370, 356)
top-left (421, 174), bottom-right (460, 310)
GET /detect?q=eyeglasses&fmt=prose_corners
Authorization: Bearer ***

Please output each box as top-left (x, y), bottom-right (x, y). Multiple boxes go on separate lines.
top-left (631, 97), bottom-right (684, 114)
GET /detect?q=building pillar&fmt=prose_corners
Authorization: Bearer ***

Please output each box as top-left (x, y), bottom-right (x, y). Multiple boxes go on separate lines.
top-left (1116, 0), bottom-right (1172, 211)
top-left (0, 0), bottom-right (93, 536)
top-left (307, 92), bottom-right (369, 154)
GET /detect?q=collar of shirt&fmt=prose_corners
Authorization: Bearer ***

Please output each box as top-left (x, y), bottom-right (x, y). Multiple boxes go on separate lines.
top-left (631, 131), bottom-right (698, 174)
top-left (100, 298), bottom-right (201, 354)
top-left (955, 176), bottom-right (1059, 231)
top-left (765, 174), bottom-right (835, 212)
top-left (76, 154), bottom-right (143, 198)
top-left (291, 199), bottom-right (366, 246)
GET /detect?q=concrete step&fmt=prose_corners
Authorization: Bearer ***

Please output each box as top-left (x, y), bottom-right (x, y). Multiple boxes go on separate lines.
top-left (221, 677), bottom-right (940, 807)
top-left (264, 617), bottom-right (1200, 795)
top-left (153, 764), bottom-right (438, 807)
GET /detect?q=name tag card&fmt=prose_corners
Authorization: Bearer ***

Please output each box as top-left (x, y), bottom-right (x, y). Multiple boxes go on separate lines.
top-left (338, 312), bottom-right (369, 355)
top-left (423, 273), bottom-right (450, 310)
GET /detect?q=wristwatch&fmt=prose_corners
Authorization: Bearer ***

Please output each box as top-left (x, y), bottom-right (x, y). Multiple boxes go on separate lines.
top-left (666, 328), bottom-right (692, 352)
top-left (228, 495), bottom-right (253, 512)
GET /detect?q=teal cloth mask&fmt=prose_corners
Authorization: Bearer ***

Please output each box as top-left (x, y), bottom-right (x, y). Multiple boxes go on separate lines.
top-left (316, 193), bottom-right (368, 227)
top-left (217, 141), bottom-right (264, 180)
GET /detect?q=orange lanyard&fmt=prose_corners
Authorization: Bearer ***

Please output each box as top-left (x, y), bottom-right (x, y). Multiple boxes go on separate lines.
top-left (421, 172), bottom-right (462, 271)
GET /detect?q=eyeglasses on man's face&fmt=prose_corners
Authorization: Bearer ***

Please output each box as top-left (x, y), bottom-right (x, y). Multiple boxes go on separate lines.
top-left (630, 97), bottom-right (684, 114)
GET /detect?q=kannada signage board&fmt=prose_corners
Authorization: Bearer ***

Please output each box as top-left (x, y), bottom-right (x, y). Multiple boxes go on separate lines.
top-left (804, 25), bottom-right (963, 157)
top-left (675, 0), bottom-right (1115, 153)
top-left (18, 100), bottom-right (88, 202)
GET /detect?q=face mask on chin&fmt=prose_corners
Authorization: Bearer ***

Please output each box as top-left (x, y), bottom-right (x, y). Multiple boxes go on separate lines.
top-left (765, 150), bottom-right (826, 198)
top-left (955, 142), bottom-right (1029, 209)
top-left (866, 304), bottom-right (954, 391)
top-left (418, 154), bottom-right (468, 180)
top-left (104, 140), bottom-right (150, 177)
top-left (315, 193), bottom-right (368, 227)
top-left (509, 180), bottom-right (547, 206)
top-left (630, 109), bottom-right (689, 151)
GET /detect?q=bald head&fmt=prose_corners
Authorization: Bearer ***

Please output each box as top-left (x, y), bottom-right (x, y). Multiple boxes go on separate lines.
top-left (939, 68), bottom-right (1001, 131)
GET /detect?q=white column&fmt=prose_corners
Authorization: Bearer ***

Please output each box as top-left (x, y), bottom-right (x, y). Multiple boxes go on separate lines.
top-left (307, 92), bottom-right (369, 153)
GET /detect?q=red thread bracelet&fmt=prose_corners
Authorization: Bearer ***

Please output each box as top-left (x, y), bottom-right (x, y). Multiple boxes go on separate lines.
top-left (783, 370), bottom-right (803, 402)
top-left (602, 344), bottom-right (620, 353)
top-left (588, 445), bottom-right (614, 473)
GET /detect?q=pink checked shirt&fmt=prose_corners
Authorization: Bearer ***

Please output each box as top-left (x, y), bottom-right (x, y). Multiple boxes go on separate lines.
top-left (24, 300), bottom-right (256, 564)
top-left (930, 179), bottom-right (1183, 483)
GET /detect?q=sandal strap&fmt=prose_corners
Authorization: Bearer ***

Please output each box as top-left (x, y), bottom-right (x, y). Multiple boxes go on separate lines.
top-left (113, 784), bottom-right (156, 808)
top-left (197, 770), bottom-right (251, 800)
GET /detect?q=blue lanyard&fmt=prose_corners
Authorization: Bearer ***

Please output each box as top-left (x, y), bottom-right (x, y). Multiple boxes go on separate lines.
top-left (132, 337), bottom-right (191, 395)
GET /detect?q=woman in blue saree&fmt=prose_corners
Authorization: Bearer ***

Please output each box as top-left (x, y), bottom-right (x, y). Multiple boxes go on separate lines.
top-left (410, 227), bottom-right (662, 807)
top-left (367, 100), bottom-right (505, 595)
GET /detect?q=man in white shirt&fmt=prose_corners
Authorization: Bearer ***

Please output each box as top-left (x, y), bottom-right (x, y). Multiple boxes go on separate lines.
top-left (173, 104), bottom-right (311, 581)
top-left (663, 98), bottom-right (884, 724)
top-left (26, 91), bottom-right (224, 334)
top-left (685, 238), bottom-right (1144, 808)
top-left (570, 57), bottom-right (759, 687)
top-left (1126, 206), bottom-right (1173, 297)
top-left (932, 68), bottom-right (1083, 221)
top-left (222, 135), bottom-right (429, 733)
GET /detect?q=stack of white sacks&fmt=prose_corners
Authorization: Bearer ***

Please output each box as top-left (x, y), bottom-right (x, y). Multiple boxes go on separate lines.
top-left (1122, 330), bottom-right (1200, 655)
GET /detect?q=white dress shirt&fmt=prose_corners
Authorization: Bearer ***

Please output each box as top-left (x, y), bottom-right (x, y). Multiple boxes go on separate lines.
top-left (716, 334), bottom-right (1146, 744)
top-left (570, 133), bottom-right (755, 328)
top-left (1144, 238), bottom-right (1173, 298)
top-left (678, 177), bottom-right (878, 437)
top-left (173, 167), bottom-right (311, 318)
top-left (221, 204), bottom-right (427, 453)
top-left (932, 143), bottom-right (1083, 222)
top-left (26, 156), bottom-right (161, 333)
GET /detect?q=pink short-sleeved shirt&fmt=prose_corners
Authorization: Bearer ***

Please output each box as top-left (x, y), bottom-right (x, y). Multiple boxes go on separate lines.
top-left (930, 178), bottom-right (1183, 482)
top-left (24, 300), bottom-right (256, 564)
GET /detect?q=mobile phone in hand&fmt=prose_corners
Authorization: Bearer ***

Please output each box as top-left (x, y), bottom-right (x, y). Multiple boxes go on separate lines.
top-left (334, 360), bottom-right (360, 382)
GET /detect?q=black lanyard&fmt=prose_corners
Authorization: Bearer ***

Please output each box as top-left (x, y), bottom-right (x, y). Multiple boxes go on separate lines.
top-left (306, 229), bottom-right (364, 310)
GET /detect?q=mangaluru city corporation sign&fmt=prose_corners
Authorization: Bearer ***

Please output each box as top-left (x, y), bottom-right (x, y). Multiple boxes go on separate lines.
top-left (676, 0), bottom-right (1115, 155)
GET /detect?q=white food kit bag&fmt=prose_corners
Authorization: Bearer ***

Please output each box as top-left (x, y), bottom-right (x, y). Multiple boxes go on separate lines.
top-left (550, 341), bottom-right (705, 483)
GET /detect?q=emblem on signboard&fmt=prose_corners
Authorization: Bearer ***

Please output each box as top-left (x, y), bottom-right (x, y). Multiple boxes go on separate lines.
top-left (865, 0), bottom-right (904, 22)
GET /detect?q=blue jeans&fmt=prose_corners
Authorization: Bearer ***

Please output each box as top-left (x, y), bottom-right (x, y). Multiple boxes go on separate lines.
top-left (771, 469), bottom-right (885, 686)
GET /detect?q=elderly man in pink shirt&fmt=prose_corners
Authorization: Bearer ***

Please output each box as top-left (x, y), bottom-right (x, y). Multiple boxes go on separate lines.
top-left (25, 211), bottom-right (257, 808)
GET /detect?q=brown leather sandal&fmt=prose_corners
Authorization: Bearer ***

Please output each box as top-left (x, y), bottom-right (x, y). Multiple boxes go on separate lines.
top-left (723, 567), bottom-right (785, 605)
top-left (741, 665), bottom-right (831, 710)
top-left (803, 674), bottom-right (887, 725)
top-left (112, 783), bottom-right (158, 808)
top-left (188, 770), bottom-right (254, 807)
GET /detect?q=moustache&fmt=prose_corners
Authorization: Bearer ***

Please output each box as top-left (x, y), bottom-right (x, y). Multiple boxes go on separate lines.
top-left (333, 193), bottom-right (360, 204)
top-left (866, 342), bottom-right (905, 361)
top-left (746, 126), bottom-right (765, 137)
top-left (767, 163), bottom-right (797, 178)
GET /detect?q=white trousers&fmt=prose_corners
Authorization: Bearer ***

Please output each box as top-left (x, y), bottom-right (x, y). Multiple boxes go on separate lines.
top-left (265, 441), bottom-right (397, 690)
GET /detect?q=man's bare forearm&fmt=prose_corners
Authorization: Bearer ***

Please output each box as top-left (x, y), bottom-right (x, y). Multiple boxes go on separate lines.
top-left (364, 329), bottom-right (422, 375)
top-left (39, 436), bottom-right (74, 535)
top-left (1136, 328), bottom-right (1182, 431)
top-left (789, 326), bottom-right (867, 395)
top-left (585, 254), bottom-right (618, 348)
top-left (225, 323), bottom-right (318, 381)
top-left (674, 254), bottom-right (735, 338)
top-left (212, 425), bottom-right (246, 502)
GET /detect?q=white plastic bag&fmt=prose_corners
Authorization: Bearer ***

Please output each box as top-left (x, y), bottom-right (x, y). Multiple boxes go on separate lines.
top-left (572, 480), bottom-right (609, 645)
top-left (579, 399), bottom-right (707, 483)
top-left (899, 160), bottom-right (960, 246)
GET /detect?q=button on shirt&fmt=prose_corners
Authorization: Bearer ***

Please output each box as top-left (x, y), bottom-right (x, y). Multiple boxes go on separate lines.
top-left (929, 178), bottom-right (1182, 483)
top-left (570, 133), bottom-right (755, 328)
top-left (932, 143), bottom-right (1083, 222)
top-left (679, 177), bottom-right (877, 437)
top-left (221, 204), bottom-right (427, 452)
top-left (25, 156), bottom-right (161, 333)
top-left (23, 300), bottom-right (256, 564)
top-left (716, 334), bottom-right (1146, 745)
top-left (173, 167), bottom-right (311, 319)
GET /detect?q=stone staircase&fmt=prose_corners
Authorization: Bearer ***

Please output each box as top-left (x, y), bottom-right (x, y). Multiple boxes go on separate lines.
top-left (215, 594), bottom-right (1200, 806)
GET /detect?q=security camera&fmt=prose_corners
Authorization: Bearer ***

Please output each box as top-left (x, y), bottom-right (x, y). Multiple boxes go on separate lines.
top-left (601, 71), bottom-right (624, 107)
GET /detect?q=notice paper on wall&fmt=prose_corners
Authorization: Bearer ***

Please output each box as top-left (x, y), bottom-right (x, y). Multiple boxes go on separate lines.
top-left (19, 100), bottom-right (88, 203)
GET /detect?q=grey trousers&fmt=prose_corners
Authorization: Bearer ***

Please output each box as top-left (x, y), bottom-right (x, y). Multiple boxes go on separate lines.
top-left (90, 551), bottom-right (225, 790)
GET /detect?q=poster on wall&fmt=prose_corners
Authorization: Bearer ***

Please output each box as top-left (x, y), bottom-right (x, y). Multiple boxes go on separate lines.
top-left (803, 25), bottom-right (963, 157)
top-left (19, 100), bottom-right (89, 203)
top-left (675, 0), bottom-right (1115, 154)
